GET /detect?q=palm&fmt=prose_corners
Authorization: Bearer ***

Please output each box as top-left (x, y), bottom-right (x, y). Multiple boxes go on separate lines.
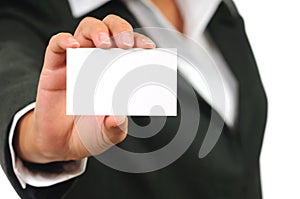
top-left (35, 61), bottom-right (76, 157)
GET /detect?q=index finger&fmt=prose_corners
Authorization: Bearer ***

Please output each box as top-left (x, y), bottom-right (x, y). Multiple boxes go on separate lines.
top-left (44, 33), bottom-right (80, 70)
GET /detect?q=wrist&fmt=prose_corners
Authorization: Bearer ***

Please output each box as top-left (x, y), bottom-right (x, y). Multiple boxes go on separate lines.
top-left (14, 110), bottom-right (48, 163)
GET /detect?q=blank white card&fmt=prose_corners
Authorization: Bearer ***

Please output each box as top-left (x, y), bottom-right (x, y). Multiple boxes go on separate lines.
top-left (66, 48), bottom-right (177, 116)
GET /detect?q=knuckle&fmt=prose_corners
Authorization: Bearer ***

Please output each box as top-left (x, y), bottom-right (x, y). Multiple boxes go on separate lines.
top-left (78, 17), bottom-right (107, 33)
top-left (48, 34), bottom-right (60, 46)
top-left (77, 17), bottom-right (96, 31)
top-left (49, 33), bottom-right (59, 41)
top-left (49, 32), bottom-right (68, 43)
top-left (103, 14), bottom-right (133, 31)
top-left (81, 16), bottom-right (95, 24)
top-left (103, 14), bottom-right (118, 22)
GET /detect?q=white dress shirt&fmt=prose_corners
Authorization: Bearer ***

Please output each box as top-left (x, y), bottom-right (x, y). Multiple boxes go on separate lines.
top-left (9, 0), bottom-right (238, 188)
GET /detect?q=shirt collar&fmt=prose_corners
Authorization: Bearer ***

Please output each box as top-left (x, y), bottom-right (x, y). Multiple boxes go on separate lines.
top-left (68, 0), bottom-right (111, 18)
top-left (175, 0), bottom-right (221, 37)
top-left (68, 0), bottom-right (222, 34)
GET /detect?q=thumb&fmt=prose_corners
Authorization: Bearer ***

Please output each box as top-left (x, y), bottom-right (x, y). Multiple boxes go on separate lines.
top-left (71, 115), bottom-right (128, 159)
top-left (104, 115), bottom-right (127, 128)
top-left (101, 115), bottom-right (128, 144)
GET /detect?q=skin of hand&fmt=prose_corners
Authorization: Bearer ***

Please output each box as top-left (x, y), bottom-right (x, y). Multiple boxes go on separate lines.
top-left (15, 15), bottom-right (156, 164)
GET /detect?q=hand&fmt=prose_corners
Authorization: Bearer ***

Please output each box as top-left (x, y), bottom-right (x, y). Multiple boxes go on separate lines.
top-left (15, 15), bottom-right (156, 163)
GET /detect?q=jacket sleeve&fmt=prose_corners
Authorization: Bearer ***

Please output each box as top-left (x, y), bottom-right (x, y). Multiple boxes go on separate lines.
top-left (0, 1), bottom-right (79, 198)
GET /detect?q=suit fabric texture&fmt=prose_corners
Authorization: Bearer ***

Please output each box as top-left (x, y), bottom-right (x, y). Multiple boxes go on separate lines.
top-left (0, 0), bottom-right (267, 198)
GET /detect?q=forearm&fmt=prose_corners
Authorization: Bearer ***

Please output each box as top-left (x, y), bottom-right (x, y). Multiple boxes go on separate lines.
top-left (14, 110), bottom-right (49, 164)
top-left (15, 109), bottom-right (72, 164)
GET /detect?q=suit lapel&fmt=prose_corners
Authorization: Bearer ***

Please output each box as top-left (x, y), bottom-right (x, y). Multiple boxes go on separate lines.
top-left (207, 2), bottom-right (268, 163)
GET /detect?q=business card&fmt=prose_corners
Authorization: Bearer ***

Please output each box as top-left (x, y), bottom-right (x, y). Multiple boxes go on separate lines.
top-left (66, 48), bottom-right (177, 116)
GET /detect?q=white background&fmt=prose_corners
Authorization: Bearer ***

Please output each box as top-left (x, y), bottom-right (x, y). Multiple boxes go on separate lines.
top-left (1, 0), bottom-right (299, 198)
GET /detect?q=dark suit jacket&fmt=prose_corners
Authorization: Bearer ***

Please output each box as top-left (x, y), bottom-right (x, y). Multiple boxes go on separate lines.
top-left (0, 0), bottom-right (268, 198)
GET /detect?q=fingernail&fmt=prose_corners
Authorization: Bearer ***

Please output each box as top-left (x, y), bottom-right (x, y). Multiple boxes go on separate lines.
top-left (67, 37), bottom-right (80, 45)
top-left (120, 32), bottom-right (134, 47)
top-left (113, 116), bottom-right (126, 126)
top-left (98, 33), bottom-right (111, 46)
top-left (141, 38), bottom-right (156, 47)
